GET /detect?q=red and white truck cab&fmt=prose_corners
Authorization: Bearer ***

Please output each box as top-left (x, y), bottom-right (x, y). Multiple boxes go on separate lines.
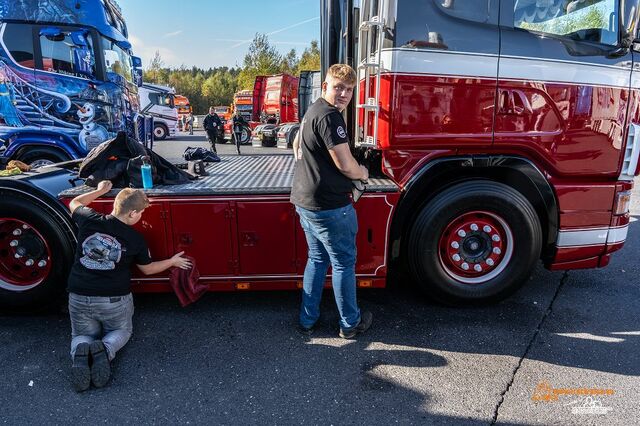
top-left (1, 0), bottom-right (639, 310)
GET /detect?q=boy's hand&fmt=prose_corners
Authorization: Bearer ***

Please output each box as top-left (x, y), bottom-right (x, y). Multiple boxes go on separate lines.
top-left (171, 251), bottom-right (192, 270)
top-left (97, 180), bottom-right (113, 193)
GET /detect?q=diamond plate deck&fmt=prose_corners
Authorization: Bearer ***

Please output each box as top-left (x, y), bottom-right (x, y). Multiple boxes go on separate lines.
top-left (59, 154), bottom-right (399, 197)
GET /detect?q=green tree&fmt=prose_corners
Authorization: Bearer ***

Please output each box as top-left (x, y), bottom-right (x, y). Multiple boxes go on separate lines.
top-left (280, 49), bottom-right (299, 75)
top-left (202, 70), bottom-right (237, 107)
top-left (143, 50), bottom-right (165, 83)
top-left (296, 40), bottom-right (321, 74)
top-left (237, 34), bottom-right (283, 89)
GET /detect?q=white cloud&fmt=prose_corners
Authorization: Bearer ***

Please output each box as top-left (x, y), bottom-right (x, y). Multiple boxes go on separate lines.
top-left (128, 34), bottom-right (177, 68)
top-left (229, 16), bottom-right (319, 49)
top-left (163, 30), bottom-right (183, 38)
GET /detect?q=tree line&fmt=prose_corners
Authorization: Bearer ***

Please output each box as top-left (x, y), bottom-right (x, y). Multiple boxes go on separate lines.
top-left (143, 34), bottom-right (320, 114)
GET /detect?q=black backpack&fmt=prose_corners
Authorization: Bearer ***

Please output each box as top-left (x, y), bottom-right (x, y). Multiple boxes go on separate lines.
top-left (183, 147), bottom-right (221, 163)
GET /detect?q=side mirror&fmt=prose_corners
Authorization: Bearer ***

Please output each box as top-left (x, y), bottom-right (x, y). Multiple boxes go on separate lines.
top-left (115, 39), bottom-right (132, 50)
top-left (132, 56), bottom-right (143, 68)
top-left (620, 0), bottom-right (640, 44)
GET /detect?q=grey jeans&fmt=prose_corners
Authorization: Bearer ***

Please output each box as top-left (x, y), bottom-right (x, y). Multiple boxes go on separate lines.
top-left (69, 293), bottom-right (134, 361)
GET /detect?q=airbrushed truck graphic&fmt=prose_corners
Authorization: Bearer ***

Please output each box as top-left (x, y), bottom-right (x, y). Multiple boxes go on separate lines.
top-left (0, 0), bottom-right (149, 168)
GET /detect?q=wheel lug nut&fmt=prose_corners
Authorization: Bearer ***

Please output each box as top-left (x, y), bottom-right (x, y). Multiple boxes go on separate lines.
top-left (493, 247), bottom-right (501, 255)
top-left (452, 254), bottom-right (461, 262)
top-left (457, 229), bottom-right (466, 237)
top-left (14, 253), bottom-right (22, 259)
top-left (486, 258), bottom-right (495, 266)
top-left (451, 241), bottom-right (459, 249)
top-left (483, 225), bottom-right (491, 233)
top-left (38, 260), bottom-right (47, 268)
top-left (461, 262), bottom-right (469, 270)
top-left (22, 224), bottom-right (28, 229)
top-left (10, 240), bottom-right (18, 247)
top-left (474, 264), bottom-right (482, 272)
top-left (492, 234), bottom-right (501, 242)
top-left (470, 223), bottom-right (478, 231)
top-left (25, 259), bottom-right (34, 266)
top-left (12, 228), bottom-right (22, 236)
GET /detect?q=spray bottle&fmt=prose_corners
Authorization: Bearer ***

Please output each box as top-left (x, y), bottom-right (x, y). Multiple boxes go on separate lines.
top-left (141, 156), bottom-right (153, 189)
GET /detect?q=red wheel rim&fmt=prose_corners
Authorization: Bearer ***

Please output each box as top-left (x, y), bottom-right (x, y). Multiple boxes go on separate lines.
top-left (0, 218), bottom-right (52, 291)
top-left (438, 211), bottom-right (513, 284)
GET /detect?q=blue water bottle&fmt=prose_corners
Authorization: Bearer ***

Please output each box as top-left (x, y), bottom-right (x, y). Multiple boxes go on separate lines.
top-left (141, 156), bottom-right (153, 189)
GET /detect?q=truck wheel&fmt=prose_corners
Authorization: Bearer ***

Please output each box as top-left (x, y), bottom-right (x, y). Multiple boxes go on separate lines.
top-left (407, 180), bottom-right (542, 305)
top-left (16, 149), bottom-right (69, 169)
top-left (154, 124), bottom-right (168, 140)
top-left (262, 136), bottom-right (277, 147)
top-left (239, 127), bottom-right (252, 145)
top-left (287, 128), bottom-right (299, 149)
top-left (0, 192), bottom-right (75, 312)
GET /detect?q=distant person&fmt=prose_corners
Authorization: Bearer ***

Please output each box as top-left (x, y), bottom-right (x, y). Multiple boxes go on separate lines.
top-left (232, 110), bottom-right (248, 155)
top-left (67, 182), bottom-right (191, 392)
top-left (290, 64), bottom-right (371, 339)
top-left (187, 113), bottom-right (194, 135)
top-left (202, 107), bottom-right (222, 154)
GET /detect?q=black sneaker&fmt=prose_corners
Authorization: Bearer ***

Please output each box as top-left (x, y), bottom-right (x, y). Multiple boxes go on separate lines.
top-left (339, 311), bottom-right (373, 339)
top-left (71, 342), bottom-right (90, 392)
top-left (89, 341), bottom-right (111, 388)
top-left (297, 324), bottom-right (315, 336)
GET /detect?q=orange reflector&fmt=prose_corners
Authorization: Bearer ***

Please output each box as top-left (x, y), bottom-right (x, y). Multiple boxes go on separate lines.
top-left (296, 281), bottom-right (303, 289)
top-left (358, 279), bottom-right (372, 288)
top-left (236, 282), bottom-right (250, 290)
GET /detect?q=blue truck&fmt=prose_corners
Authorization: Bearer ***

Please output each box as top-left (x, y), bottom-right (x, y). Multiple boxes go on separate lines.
top-left (0, 0), bottom-right (150, 168)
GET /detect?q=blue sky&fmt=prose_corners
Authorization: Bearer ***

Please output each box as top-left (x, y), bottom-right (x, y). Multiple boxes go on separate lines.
top-left (119, 0), bottom-right (320, 70)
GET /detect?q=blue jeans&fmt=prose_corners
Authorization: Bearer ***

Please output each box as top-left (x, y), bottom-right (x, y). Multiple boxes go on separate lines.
top-left (296, 204), bottom-right (361, 331)
top-left (68, 293), bottom-right (134, 361)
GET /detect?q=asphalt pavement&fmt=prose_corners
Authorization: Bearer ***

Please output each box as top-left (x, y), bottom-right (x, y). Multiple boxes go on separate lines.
top-left (0, 131), bottom-right (638, 425)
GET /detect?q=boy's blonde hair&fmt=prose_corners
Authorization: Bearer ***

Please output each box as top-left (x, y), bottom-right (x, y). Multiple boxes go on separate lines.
top-left (326, 64), bottom-right (357, 85)
top-left (113, 188), bottom-right (150, 216)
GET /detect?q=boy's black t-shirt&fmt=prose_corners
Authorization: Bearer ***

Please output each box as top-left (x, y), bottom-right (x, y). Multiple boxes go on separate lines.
top-left (67, 206), bottom-right (152, 297)
top-left (290, 98), bottom-right (353, 211)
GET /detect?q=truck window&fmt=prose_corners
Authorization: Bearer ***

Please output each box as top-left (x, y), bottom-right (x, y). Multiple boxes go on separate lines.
top-left (39, 28), bottom-right (96, 79)
top-left (102, 38), bottom-right (133, 82)
top-left (514, 0), bottom-right (618, 46)
top-left (2, 24), bottom-right (36, 68)
top-left (395, 0), bottom-right (496, 53)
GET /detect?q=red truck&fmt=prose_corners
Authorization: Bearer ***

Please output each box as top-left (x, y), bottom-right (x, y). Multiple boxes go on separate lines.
top-left (250, 74), bottom-right (299, 147)
top-left (1, 0), bottom-right (639, 311)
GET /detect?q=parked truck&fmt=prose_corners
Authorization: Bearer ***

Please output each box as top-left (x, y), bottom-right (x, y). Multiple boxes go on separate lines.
top-left (223, 89), bottom-right (256, 144)
top-left (1, 0), bottom-right (639, 311)
top-left (0, 0), bottom-right (150, 168)
top-left (138, 83), bottom-right (178, 140)
top-left (250, 73), bottom-right (299, 147)
top-left (277, 70), bottom-right (322, 149)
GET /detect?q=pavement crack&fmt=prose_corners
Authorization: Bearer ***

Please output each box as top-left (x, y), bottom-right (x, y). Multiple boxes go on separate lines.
top-left (490, 271), bottom-right (569, 425)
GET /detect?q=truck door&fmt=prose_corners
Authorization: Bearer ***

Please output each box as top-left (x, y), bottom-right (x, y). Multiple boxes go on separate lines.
top-left (497, 0), bottom-right (633, 177)
top-left (353, 0), bottom-right (500, 153)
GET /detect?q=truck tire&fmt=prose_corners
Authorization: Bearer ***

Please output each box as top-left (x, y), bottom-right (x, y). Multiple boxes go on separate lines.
top-left (0, 192), bottom-right (75, 312)
top-left (406, 180), bottom-right (542, 306)
top-left (239, 126), bottom-right (252, 145)
top-left (287, 128), bottom-right (299, 149)
top-left (154, 124), bottom-right (168, 140)
top-left (262, 136), bottom-right (277, 147)
top-left (16, 148), bottom-right (69, 169)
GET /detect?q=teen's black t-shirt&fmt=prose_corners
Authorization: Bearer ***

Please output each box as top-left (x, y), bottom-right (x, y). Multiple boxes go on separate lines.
top-left (290, 98), bottom-right (353, 210)
top-left (67, 206), bottom-right (152, 296)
